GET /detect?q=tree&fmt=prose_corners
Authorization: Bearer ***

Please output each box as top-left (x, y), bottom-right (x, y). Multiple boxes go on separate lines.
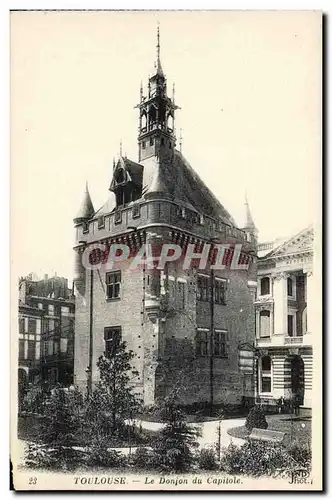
top-left (245, 405), bottom-right (268, 432)
top-left (153, 395), bottom-right (200, 472)
top-left (24, 387), bottom-right (84, 470)
top-left (86, 341), bottom-right (141, 437)
top-left (42, 387), bottom-right (83, 447)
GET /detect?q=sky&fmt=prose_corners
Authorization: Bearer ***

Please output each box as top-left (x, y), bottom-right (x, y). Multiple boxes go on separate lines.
top-left (10, 10), bottom-right (321, 282)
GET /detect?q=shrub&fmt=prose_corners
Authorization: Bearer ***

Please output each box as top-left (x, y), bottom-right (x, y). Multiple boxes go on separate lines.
top-left (24, 442), bottom-right (86, 471)
top-left (86, 436), bottom-right (127, 468)
top-left (22, 385), bottom-right (48, 414)
top-left (130, 447), bottom-right (156, 470)
top-left (245, 405), bottom-right (268, 432)
top-left (287, 441), bottom-right (312, 469)
top-left (220, 440), bottom-right (298, 477)
top-left (198, 447), bottom-right (218, 470)
top-left (153, 396), bottom-right (200, 472)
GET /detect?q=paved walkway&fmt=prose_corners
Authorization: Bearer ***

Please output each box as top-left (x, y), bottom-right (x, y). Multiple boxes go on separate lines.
top-left (133, 418), bottom-right (246, 448)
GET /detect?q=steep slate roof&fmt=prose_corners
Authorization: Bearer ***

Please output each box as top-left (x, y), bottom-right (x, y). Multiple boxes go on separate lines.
top-left (96, 150), bottom-right (236, 226)
top-left (74, 183), bottom-right (95, 221)
top-left (143, 149), bottom-right (236, 225)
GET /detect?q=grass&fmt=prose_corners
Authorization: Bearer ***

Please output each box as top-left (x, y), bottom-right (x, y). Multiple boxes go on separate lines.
top-left (227, 411), bottom-right (311, 448)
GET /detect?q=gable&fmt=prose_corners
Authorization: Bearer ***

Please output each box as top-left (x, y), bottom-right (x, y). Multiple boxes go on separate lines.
top-left (269, 226), bottom-right (314, 258)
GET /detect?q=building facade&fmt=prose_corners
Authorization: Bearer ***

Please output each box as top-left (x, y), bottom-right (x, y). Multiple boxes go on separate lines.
top-left (255, 226), bottom-right (314, 408)
top-left (18, 274), bottom-right (75, 388)
top-left (73, 32), bottom-right (258, 407)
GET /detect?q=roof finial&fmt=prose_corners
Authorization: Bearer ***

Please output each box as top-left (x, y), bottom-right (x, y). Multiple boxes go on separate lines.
top-left (119, 139), bottom-right (123, 157)
top-left (140, 81), bottom-right (143, 101)
top-left (155, 23), bottom-right (164, 75)
top-left (179, 128), bottom-right (183, 153)
top-left (113, 157), bottom-right (116, 171)
top-left (172, 83), bottom-right (175, 103)
top-left (85, 180), bottom-right (89, 191)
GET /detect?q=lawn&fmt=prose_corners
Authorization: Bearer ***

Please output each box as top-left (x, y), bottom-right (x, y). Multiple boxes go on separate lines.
top-left (227, 411), bottom-right (311, 448)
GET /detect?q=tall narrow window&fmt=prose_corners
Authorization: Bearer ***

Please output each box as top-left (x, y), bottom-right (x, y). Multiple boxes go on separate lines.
top-left (196, 330), bottom-right (209, 357)
top-left (114, 210), bottom-right (122, 224)
top-left (260, 277), bottom-right (270, 296)
top-left (177, 281), bottom-right (185, 310)
top-left (82, 221), bottom-right (89, 234)
top-left (287, 277), bottom-right (293, 297)
top-left (28, 319), bottom-right (37, 334)
top-left (106, 271), bottom-right (121, 300)
top-left (19, 340), bottom-right (25, 359)
top-left (215, 279), bottom-right (227, 305)
top-left (259, 310), bottom-right (271, 337)
top-left (104, 326), bottom-right (122, 356)
top-left (19, 318), bottom-right (25, 334)
top-left (214, 330), bottom-right (227, 357)
top-left (98, 215), bottom-right (105, 229)
top-left (260, 355), bottom-right (272, 393)
top-left (287, 314), bottom-right (294, 336)
top-left (132, 204), bottom-right (140, 219)
top-left (27, 340), bottom-right (35, 360)
top-left (197, 275), bottom-right (209, 301)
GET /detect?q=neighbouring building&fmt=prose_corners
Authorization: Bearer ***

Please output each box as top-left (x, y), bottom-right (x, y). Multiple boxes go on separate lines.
top-left (73, 30), bottom-right (258, 407)
top-left (18, 274), bottom-right (75, 389)
top-left (255, 226), bottom-right (314, 408)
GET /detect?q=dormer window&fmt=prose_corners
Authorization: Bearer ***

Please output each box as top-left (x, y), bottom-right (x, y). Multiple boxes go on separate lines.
top-left (114, 211), bottom-right (122, 225)
top-left (115, 168), bottom-right (126, 184)
top-left (98, 216), bottom-right (105, 229)
top-left (82, 221), bottom-right (89, 234)
top-left (132, 204), bottom-right (140, 219)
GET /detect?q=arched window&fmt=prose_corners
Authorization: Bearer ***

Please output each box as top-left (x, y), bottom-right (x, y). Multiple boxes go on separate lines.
top-left (260, 277), bottom-right (270, 296)
top-left (260, 355), bottom-right (272, 393)
top-left (259, 310), bottom-right (270, 338)
top-left (167, 113), bottom-right (173, 131)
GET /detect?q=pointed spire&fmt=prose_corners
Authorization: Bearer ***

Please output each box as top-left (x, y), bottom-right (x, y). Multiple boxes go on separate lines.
top-left (74, 182), bottom-right (95, 222)
top-left (113, 157), bottom-right (116, 171)
top-left (244, 192), bottom-right (257, 233)
top-left (155, 23), bottom-right (164, 76)
top-left (119, 139), bottom-right (123, 157)
top-left (172, 83), bottom-right (175, 104)
top-left (179, 128), bottom-right (183, 153)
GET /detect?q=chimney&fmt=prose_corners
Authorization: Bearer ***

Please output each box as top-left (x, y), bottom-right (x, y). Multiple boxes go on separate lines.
top-left (44, 274), bottom-right (48, 281)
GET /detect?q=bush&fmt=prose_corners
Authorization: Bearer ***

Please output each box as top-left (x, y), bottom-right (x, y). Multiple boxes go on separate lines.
top-left (220, 440), bottom-right (298, 477)
top-left (245, 405), bottom-right (268, 432)
top-left (21, 385), bottom-right (48, 414)
top-left (198, 447), bottom-right (218, 470)
top-left (287, 441), bottom-right (312, 469)
top-left (24, 442), bottom-right (86, 471)
top-left (86, 436), bottom-right (127, 468)
top-left (130, 447), bottom-right (156, 470)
